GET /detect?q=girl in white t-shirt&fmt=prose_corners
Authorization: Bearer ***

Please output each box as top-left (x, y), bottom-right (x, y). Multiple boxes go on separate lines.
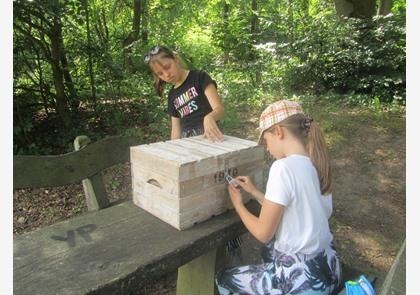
top-left (216, 100), bottom-right (342, 295)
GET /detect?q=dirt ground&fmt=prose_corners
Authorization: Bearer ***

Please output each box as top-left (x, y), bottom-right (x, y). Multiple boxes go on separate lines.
top-left (13, 99), bottom-right (405, 293)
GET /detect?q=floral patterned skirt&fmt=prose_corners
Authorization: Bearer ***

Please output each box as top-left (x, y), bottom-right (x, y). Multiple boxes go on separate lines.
top-left (216, 240), bottom-right (342, 295)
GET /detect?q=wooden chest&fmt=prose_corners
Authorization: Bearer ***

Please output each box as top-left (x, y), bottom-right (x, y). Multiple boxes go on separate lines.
top-left (130, 135), bottom-right (264, 230)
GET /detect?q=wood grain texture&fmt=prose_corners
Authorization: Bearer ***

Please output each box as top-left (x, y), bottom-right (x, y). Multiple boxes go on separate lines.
top-left (14, 136), bottom-right (143, 189)
top-left (73, 135), bottom-right (110, 211)
top-left (131, 135), bottom-right (264, 230)
top-left (14, 200), bottom-right (261, 295)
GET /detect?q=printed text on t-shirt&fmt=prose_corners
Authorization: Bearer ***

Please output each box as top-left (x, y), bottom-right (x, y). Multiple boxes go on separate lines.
top-left (174, 87), bottom-right (199, 118)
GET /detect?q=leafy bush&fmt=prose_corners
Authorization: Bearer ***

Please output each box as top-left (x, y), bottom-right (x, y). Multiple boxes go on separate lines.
top-left (277, 11), bottom-right (406, 104)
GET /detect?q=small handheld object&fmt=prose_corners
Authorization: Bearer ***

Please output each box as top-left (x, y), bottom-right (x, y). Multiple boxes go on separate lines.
top-left (225, 174), bottom-right (240, 188)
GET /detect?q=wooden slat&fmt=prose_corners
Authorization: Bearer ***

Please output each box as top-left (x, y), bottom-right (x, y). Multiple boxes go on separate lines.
top-left (14, 136), bottom-right (143, 189)
top-left (153, 141), bottom-right (206, 161)
top-left (183, 137), bottom-right (238, 152)
top-left (133, 143), bottom-right (198, 164)
top-left (222, 135), bottom-right (259, 147)
top-left (73, 135), bottom-right (110, 211)
top-left (166, 140), bottom-right (216, 158)
top-left (131, 143), bottom-right (264, 183)
top-left (171, 138), bottom-right (232, 155)
top-left (13, 200), bottom-right (261, 294)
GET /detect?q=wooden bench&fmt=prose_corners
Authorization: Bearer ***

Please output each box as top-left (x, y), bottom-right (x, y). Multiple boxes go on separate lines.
top-left (15, 135), bottom-right (404, 294)
top-left (14, 198), bottom-right (260, 294)
top-left (13, 135), bottom-right (260, 294)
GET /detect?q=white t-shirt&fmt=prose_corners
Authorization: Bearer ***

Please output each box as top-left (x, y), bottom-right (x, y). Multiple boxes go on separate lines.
top-left (265, 154), bottom-right (333, 255)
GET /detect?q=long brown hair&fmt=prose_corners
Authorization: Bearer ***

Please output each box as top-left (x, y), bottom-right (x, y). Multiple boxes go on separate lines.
top-left (272, 113), bottom-right (332, 195)
top-left (146, 45), bottom-right (176, 97)
top-left (145, 45), bottom-right (176, 97)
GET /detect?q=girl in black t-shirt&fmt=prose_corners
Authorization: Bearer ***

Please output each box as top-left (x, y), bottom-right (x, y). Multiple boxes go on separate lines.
top-left (145, 45), bottom-right (243, 255)
top-left (144, 45), bottom-right (225, 142)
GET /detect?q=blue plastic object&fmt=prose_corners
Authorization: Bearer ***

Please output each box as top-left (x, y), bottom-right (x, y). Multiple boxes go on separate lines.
top-left (345, 275), bottom-right (376, 295)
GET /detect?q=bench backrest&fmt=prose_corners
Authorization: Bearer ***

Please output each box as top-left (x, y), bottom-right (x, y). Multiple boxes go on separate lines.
top-left (13, 135), bottom-right (143, 210)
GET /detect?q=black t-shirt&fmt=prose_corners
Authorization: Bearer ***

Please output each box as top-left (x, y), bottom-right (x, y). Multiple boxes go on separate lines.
top-left (167, 70), bottom-right (217, 131)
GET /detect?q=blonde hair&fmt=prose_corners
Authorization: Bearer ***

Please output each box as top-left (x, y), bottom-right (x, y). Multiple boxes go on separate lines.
top-left (268, 113), bottom-right (332, 195)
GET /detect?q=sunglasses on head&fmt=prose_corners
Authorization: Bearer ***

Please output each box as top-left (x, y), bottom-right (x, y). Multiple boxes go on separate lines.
top-left (144, 45), bottom-right (162, 63)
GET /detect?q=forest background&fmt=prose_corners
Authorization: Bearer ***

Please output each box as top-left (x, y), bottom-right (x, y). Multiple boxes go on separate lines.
top-left (13, 0), bottom-right (406, 155)
top-left (9, 0), bottom-right (408, 293)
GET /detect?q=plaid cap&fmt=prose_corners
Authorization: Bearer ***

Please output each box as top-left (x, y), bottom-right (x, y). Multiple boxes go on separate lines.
top-left (257, 100), bottom-right (304, 144)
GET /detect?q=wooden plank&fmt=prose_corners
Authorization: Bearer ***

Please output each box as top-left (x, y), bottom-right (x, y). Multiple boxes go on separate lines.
top-left (132, 186), bottom-right (180, 229)
top-left (170, 138), bottom-right (232, 156)
top-left (132, 180), bottom-right (180, 210)
top-left (133, 169), bottom-right (263, 230)
top-left (183, 137), bottom-right (238, 152)
top-left (134, 143), bottom-right (200, 164)
top-left (132, 160), bottom-right (263, 202)
top-left (74, 135), bottom-right (110, 211)
top-left (165, 140), bottom-right (216, 158)
top-left (14, 136), bottom-right (143, 189)
top-left (223, 135), bottom-right (259, 147)
top-left (130, 136), bottom-right (264, 182)
top-left (153, 141), bottom-right (207, 161)
top-left (176, 247), bottom-right (219, 295)
top-left (130, 147), bottom-right (181, 179)
top-left (132, 147), bottom-right (263, 183)
top-left (131, 163), bottom-right (180, 195)
top-left (179, 160), bottom-right (265, 196)
top-left (14, 200), bottom-right (261, 294)
top-left (186, 134), bottom-right (258, 149)
top-left (177, 149), bottom-right (264, 182)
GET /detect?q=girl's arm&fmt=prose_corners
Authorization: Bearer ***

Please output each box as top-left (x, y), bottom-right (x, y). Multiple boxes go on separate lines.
top-left (251, 190), bottom-right (265, 205)
top-left (171, 116), bottom-right (182, 140)
top-left (203, 83), bottom-right (225, 142)
top-left (236, 176), bottom-right (265, 204)
top-left (228, 185), bottom-right (284, 244)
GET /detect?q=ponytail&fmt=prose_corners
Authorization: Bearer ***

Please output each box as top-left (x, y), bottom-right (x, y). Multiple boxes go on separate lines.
top-left (278, 114), bottom-right (332, 195)
top-left (307, 121), bottom-right (332, 195)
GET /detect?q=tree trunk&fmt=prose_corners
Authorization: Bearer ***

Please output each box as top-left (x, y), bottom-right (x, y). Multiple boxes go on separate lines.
top-left (50, 17), bottom-right (72, 128)
top-left (35, 50), bottom-right (50, 116)
top-left (140, 0), bottom-right (148, 42)
top-left (333, 0), bottom-right (354, 17)
top-left (14, 98), bottom-right (31, 146)
top-left (101, 4), bottom-right (109, 41)
top-left (251, 0), bottom-right (261, 84)
top-left (222, 0), bottom-right (229, 64)
top-left (122, 0), bottom-right (142, 48)
top-left (94, 2), bottom-right (109, 49)
top-left (123, 0), bottom-right (142, 70)
top-left (333, 0), bottom-right (376, 18)
top-left (352, 0), bottom-right (376, 18)
top-left (378, 0), bottom-right (393, 15)
top-left (60, 44), bottom-right (80, 110)
top-left (83, 0), bottom-right (96, 103)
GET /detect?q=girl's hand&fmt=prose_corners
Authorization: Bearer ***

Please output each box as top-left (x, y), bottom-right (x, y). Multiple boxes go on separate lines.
top-left (203, 114), bottom-right (224, 142)
top-left (228, 184), bottom-right (243, 207)
top-left (235, 176), bottom-right (257, 195)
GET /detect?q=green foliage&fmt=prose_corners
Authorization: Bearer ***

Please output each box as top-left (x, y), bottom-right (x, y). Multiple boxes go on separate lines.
top-left (276, 11), bottom-right (406, 104)
top-left (13, 0), bottom-right (406, 155)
